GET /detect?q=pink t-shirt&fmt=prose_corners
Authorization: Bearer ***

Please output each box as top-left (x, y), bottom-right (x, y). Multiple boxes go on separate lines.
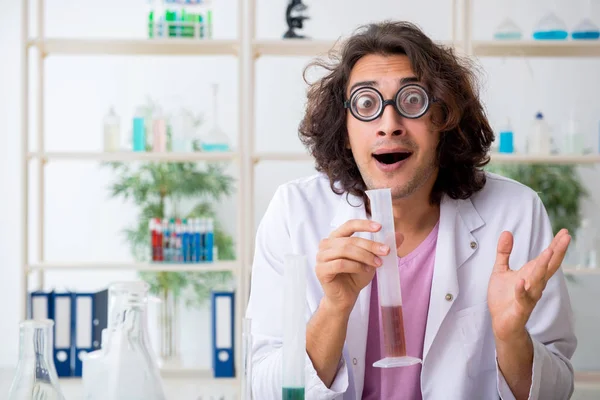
top-left (362, 222), bottom-right (439, 400)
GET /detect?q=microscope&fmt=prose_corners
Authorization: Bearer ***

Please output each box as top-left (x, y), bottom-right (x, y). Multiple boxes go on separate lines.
top-left (283, 0), bottom-right (310, 39)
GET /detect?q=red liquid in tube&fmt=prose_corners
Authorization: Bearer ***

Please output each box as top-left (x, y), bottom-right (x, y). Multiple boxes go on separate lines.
top-left (380, 305), bottom-right (407, 357)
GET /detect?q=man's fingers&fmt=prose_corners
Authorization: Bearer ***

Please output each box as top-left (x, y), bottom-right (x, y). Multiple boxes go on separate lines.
top-left (494, 231), bottom-right (514, 272)
top-left (319, 242), bottom-right (383, 268)
top-left (545, 233), bottom-right (571, 282)
top-left (329, 219), bottom-right (381, 239)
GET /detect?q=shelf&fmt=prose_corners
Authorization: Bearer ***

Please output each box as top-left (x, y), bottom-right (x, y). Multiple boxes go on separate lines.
top-left (489, 153), bottom-right (600, 164)
top-left (472, 40), bottom-right (600, 58)
top-left (253, 39), bottom-right (457, 58)
top-left (28, 38), bottom-right (239, 56)
top-left (563, 268), bottom-right (600, 275)
top-left (575, 371), bottom-right (600, 385)
top-left (252, 152), bottom-right (600, 164)
top-left (253, 39), bottom-right (339, 57)
top-left (252, 152), bottom-right (313, 163)
top-left (27, 261), bottom-right (240, 272)
top-left (28, 151), bottom-right (237, 162)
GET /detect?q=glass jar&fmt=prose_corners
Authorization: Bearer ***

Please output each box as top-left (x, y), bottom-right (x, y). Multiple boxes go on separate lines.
top-left (8, 319), bottom-right (66, 400)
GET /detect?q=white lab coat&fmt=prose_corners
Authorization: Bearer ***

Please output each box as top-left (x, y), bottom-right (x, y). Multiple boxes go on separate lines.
top-left (245, 172), bottom-right (577, 400)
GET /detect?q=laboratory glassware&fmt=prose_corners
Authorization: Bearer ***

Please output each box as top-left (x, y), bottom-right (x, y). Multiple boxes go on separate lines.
top-left (103, 107), bottom-right (121, 152)
top-left (8, 319), bottom-right (66, 400)
top-left (533, 11), bottom-right (568, 40)
top-left (282, 254), bottom-right (307, 399)
top-left (83, 281), bottom-right (167, 400)
top-left (573, 0), bottom-right (600, 39)
top-left (201, 83), bottom-right (231, 152)
top-left (494, 18), bottom-right (522, 40)
top-left (366, 188), bottom-right (422, 368)
top-left (242, 317), bottom-right (253, 400)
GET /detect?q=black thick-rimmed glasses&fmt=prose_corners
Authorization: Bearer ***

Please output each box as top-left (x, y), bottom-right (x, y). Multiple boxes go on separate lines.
top-left (343, 84), bottom-right (435, 122)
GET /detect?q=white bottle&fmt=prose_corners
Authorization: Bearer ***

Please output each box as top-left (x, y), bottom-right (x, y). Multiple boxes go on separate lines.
top-left (527, 112), bottom-right (552, 155)
top-left (103, 107), bottom-right (121, 152)
top-left (563, 111), bottom-right (584, 155)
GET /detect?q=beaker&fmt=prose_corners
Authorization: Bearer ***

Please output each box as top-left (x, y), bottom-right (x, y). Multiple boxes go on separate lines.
top-left (83, 281), bottom-right (167, 400)
top-left (8, 319), bottom-right (66, 400)
top-left (366, 188), bottom-right (421, 368)
top-left (533, 11), bottom-right (568, 40)
top-left (242, 317), bottom-right (253, 400)
top-left (282, 254), bottom-right (307, 399)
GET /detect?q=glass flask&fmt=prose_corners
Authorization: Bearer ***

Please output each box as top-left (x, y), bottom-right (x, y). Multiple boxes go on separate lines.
top-left (8, 319), bottom-right (66, 400)
top-left (573, 0), bottom-right (600, 39)
top-left (201, 83), bottom-right (231, 152)
top-left (533, 11), bottom-right (568, 40)
top-left (494, 18), bottom-right (522, 40)
top-left (83, 281), bottom-right (167, 400)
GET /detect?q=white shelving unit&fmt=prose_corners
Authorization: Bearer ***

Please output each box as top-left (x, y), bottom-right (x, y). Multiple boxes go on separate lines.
top-left (19, 0), bottom-right (600, 391)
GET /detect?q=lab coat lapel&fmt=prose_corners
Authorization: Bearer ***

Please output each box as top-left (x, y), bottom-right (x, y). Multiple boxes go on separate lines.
top-left (330, 192), bottom-right (371, 399)
top-left (422, 196), bottom-right (484, 361)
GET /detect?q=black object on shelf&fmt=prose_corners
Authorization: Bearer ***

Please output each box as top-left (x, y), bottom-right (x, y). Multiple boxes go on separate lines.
top-left (283, 0), bottom-right (310, 39)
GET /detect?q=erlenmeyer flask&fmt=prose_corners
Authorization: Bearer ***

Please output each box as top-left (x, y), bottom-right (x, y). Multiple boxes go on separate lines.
top-left (8, 319), bottom-right (66, 400)
top-left (573, 0), bottom-right (600, 39)
top-left (533, 11), bottom-right (568, 40)
top-left (494, 18), bottom-right (522, 40)
top-left (84, 281), bottom-right (167, 400)
top-left (201, 83), bottom-right (231, 152)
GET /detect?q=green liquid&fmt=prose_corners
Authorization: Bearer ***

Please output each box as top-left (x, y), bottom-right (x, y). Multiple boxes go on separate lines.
top-left (282, 387), bottom-right (305, 400)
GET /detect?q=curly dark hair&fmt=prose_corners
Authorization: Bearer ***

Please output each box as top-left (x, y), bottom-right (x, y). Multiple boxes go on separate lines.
top-left (298, 20), bottom-right (494, 205)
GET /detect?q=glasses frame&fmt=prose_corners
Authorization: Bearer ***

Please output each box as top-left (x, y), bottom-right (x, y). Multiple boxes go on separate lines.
top-left (343, 83), bottom-right (435, 122)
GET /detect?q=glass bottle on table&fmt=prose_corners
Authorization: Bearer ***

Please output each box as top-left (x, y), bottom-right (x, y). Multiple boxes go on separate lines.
top-left (8, 319), bottom-right (66, 400)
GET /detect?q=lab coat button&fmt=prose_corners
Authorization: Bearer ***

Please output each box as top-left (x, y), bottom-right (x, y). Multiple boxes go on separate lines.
top-left (470, 241), bottom-right (477, 249)
top-left (353, 358), bottom-right (357, 365)
top-left (445, 293), bottom-right (453, 301)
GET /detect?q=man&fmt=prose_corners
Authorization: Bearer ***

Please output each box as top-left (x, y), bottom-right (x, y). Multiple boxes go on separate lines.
top-left (245, 21), bottom-right (577, 400)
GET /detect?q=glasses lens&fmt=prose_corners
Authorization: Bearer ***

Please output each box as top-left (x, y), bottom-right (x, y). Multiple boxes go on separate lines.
top-left (397, 85), bottom-right (429, 117)
top-left (351, 88), bottom-right (381, 120)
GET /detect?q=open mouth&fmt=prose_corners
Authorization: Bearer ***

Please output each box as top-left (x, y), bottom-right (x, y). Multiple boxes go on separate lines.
top-left (372, 152), bottom-right (412, 165)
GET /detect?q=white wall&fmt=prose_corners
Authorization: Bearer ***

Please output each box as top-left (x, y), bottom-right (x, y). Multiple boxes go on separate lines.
top-left (1, 0), bottom-right (600, 371)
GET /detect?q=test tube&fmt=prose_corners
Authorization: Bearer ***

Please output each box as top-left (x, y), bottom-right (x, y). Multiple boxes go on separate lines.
top-left (366, 188), bottom-right (422, 368)
top-left (282, 254), bottom-right (306, 400)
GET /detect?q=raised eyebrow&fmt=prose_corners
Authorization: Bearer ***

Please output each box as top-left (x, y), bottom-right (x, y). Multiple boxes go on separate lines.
top-left (348, 80), bottom-right (378, 95)
top-left (399, 76), bottom-right (419, 85)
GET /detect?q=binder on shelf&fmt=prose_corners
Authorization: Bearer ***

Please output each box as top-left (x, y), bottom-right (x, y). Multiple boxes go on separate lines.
top-left (211, 290), bottom-right (235, 378)
top-left (27, 288), bottom-right (109, 378)
top-left (52, 291), bottom-right (75, 377)
top-left (72, 289), bottom-right (109, 377)
top-left (28, 290), bottom-right (54, 321)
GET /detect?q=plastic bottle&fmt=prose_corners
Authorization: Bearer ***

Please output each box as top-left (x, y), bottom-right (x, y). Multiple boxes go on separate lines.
top-left (170, 107), bottom-right (192, 152)
top-left (152, 107), bottom-right (167, 152)
top-left (103, 107), bottom-right (121, 152)
top-left (133, 107), bottom-right (146, 152)
top-left (527, 112), bottom-right (552, 155)
top-left (563, 112), bottom-right (584, 154)
top-left (498, 118), bottom-right (514, 153)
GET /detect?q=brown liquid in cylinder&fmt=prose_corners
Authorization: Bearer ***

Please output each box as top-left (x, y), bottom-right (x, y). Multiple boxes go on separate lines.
top-left (380, 305), bottom-right (407, 357)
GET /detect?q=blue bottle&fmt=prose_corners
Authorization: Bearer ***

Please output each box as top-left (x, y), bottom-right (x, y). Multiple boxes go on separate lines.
top-left (181, 219), bottom-right (189, 263)
top-left (533, 12), bottom-right (568, 40)
top-left (194, 218), bottom-right (202, 263)
top-left (498, 119), bottom-right (514, 154)
top-left (572, 19), bottom-right (600, 40)
top-left (205, 219), bottom-right (214, 262)
top-left (133, 107), bottom-right (146, 151)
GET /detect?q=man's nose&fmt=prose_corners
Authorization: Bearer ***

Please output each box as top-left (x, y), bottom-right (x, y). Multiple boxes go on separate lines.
top-left (377, 103), bottom-right (404, 137)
